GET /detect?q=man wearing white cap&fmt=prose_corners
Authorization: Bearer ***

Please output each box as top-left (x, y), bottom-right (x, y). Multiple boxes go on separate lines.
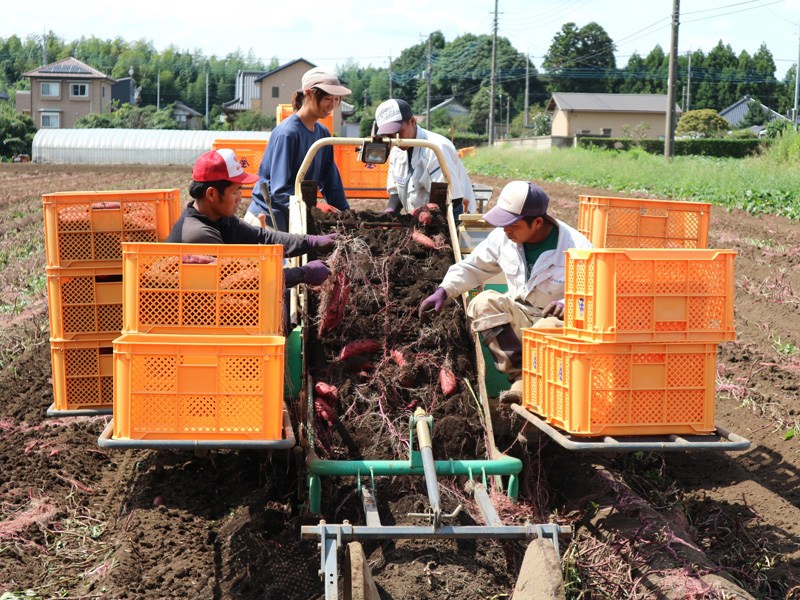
top-left (374, 98), bottom-right (475, 217)
top-left (418, 181), bottom-right (592, 401)
top-left (247, 66), bottom-right (352, 232)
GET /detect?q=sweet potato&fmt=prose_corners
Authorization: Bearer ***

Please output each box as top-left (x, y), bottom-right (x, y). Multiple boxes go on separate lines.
top-left (390, 349), bottom-right (406, 369)
top-left (440, 367), bottom-right (457, 396)
top-left (314, 382), bottom-right (339, 405)
top-left (411, 229), bottom-right (443, 250)
top-left (315, 397), bottom-right (336, 426)
top-left (181, 254), bottom-right (217, 265)
top-left (92, 201), bottom-right (121, 210)
top-left (339, 340), bottom-right (382, 361)
top-left (417, 210), bottom-right (433, 225)
top-left (219, 268), bottom-right (259, 289)
top-left (319, 270), bottom-right (350, 335)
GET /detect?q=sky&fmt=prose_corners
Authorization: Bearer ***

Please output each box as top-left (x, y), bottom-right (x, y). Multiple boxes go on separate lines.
top-left (3, 0), bottom-right (799, 81)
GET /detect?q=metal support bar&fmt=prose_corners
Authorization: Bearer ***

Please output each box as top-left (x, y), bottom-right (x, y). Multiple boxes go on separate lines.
top-left (510, 404), bottom-right (751, 452)
top-left (319, 523), bottom-right (339, 600)
top-left (302, 522), bottom-right (572, 542)
top-left (361, 487), bottom-right (381, 528)
top-left (413, 409), bottom-right (441, 527)
top-left (469, 482), bottom-right (503, 527)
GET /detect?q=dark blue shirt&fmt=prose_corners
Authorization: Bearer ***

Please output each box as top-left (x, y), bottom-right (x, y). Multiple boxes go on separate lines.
top-left (248, 114), bottom-right (349, 231)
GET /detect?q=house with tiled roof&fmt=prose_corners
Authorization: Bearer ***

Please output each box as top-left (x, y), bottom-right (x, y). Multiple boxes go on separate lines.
top-left (16, 57), bottom-right (116, 129)
top-left (223, 58), bottom-right (348, 135)
top-left (719, 95), bottom-right (789, 136)
top-left (545, 92), bottom-right (682, 139)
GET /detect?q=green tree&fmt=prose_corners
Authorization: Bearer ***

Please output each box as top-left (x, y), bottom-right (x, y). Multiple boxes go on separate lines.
top-left (0, 104), bottom-right (35, 158)
top-left (676, 108), bottom-right (729, 137)
top-left (693, 41), bottom-right (738, 110)
top-left (740, 99), bottom-right (769, 128)
top-left (231, 110), bottom-right (275, 131)
top-left (542, 22), bottom-right (616, 93)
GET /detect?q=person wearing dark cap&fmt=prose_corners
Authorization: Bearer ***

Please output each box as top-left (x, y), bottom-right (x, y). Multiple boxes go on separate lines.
top-left (418, 181), bottom-right (592, 401)
top-left (374, 98), bottom-right (475, 217)
top-left (247, 66), bottom-right (352, 232)
top-left (168, 148), bottom-right (337, 289)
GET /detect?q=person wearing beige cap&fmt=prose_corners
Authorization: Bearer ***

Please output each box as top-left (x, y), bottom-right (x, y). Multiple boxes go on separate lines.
top-left (247, 67), bottom-right (352, 232)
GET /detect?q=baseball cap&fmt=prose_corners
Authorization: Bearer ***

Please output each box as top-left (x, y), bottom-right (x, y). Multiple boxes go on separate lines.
top-left (192, 149), bottom-right (259, 184)
top-left (301, 67), bottom-right (351, 96)
top-left (375, 99), bottom-right (413, 135)
top-left (483, 181), bottom-right (550, 228)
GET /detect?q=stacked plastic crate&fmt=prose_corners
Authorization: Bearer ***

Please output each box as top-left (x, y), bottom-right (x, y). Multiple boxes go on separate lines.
top-left (44, 190), bottom-right (180, 415)
top-left (111, 243), bottom-right (286, 443)
top-left (522, 196), bottom-right (735, 437)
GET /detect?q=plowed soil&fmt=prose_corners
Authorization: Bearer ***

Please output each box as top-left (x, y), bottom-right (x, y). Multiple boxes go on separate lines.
top-left (0, 163), bottom-right (798, 600)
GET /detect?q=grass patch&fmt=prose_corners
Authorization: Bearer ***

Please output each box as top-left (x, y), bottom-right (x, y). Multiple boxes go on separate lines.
top-left (463, 138), bottom-right (800, 218)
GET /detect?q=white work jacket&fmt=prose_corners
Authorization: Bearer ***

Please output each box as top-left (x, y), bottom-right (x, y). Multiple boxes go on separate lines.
top-left (386, 127), bottom-right (476, 213)
top-left (440, 219), bottom-right (593, 313)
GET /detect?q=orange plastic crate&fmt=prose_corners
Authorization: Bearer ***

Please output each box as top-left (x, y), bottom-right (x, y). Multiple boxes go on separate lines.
top-left (564, 248), bottom-right (736, 343)
top-left (578, 195), bottom-right (711, 249)
top-left (43, 189), bottom-right (180, 268)
top-left (333, 145), bottom-right (390, 200)
top-left (522, 328), bottom-right (718, 437)
top-left (50, 335), bottom-right (116, 412)
top-left (123, 243), bottom-right (284, 335)
top-left (112, 333), bottom-right (285, 441)
top-left (211, 139), bottom-right (267, 199)
top-left (47, 266), bottom-right (123, 340)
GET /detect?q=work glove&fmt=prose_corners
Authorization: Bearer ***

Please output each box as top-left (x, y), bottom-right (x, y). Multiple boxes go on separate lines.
top-left (307, 233), bottom-right (339, 253)
top-left (418, 288), bottom-right (448, 319)
top-left (542, 300), bottom-right (565, 320)
top-left (316, 202), bottom-right (340, 214)
top-left (383, 207), bottom-right (396, 213)
top-left (301, 260), bottom-right (331, 286)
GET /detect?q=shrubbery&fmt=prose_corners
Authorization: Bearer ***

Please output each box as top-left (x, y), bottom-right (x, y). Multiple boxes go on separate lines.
top-left (0, 104), bottom-right (35, 158)
top-left (578, 136), bottom-right (761, 158)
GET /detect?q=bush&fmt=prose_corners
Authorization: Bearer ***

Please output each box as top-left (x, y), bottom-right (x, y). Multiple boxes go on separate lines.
top-left (75, 104), bottom-right (179, 130)
top-left (676, 109), bottom-right (730, 137)
top-left (765, 119), bottom-right (791, 140)
top-left (727, 129), bottom-right (758, 139)
top-left (231, 110), bottom-right (275, 131)
top-left (580, 136), bottom-right (760, 158)
top-left (0, 104), bottom-right (35, 159)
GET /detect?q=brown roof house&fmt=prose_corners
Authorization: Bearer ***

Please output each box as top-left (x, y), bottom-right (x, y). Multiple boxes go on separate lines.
top-left (545, 92), bottom-right (682, 139)
top-left (16, 57), bottom-right (116, 129)
top-left (222, 58), bottom-right (346, 134)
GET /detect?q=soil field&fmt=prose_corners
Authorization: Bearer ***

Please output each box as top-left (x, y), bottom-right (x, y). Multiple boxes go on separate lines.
top-left (1, 163), bottom-right (799, 599)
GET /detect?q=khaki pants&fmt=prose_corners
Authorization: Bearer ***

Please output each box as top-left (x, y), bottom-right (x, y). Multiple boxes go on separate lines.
top-left (467, 290), bottom-right (562, 377)
top-left (466, 289), bottom-right (562, 335)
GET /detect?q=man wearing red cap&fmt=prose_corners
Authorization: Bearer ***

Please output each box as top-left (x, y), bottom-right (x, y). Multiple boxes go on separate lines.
top-left (168, 148), bottom-right (336, 288)
top-left (418, 181), bottom-right (592, 401)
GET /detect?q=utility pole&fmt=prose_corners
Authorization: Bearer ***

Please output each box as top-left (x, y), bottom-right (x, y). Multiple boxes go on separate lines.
top-left (524, 51), bottom-right (530, 127)
top-left (794, 25), bottom-right (799, 130)
top-left (498, 94), bottom-right (503, 139)
top-left (686, 51), bottom-right (692, 113)
top-left (664, 0), bottom-right (680, 159)
top-left (507, 95), bottom-right (510, 137)
top-left (389, 54), bottom-right (393, 99)
top-left (157, 72), bottom-right (161, 110)
top-left (364, 89), bottom-right (368, 111)
top-left (426, 34), bottom-right (432, 127)
top-left (42, 28), bottom-right (47, 66)
top-left (489, 0), bottom-right (499, 144)
top-left (205, 71), bottom-right (209, 129)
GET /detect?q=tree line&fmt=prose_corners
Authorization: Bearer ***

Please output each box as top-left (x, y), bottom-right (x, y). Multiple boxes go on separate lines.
top-left (0, 23), bottom-right (795, 156)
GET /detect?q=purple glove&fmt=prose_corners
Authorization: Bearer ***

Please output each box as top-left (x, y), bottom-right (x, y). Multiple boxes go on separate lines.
top-left (307, 233), bottom-right (339, 253)
top-left (418, 288), bottom-right (448, 318)
top-left (383, 207), bottom-right (396, 214)
top-left (301, 260), bottom-right (331, 286)
top-left (542, 301), bottom-right (565, 319)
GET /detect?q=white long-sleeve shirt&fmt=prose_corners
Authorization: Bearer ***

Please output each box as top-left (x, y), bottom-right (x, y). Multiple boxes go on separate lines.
top-left (386, 126), bottom-right (476, 213)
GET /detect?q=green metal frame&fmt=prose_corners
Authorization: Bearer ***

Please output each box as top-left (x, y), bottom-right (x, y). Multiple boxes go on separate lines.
top-left (306, 414), bottom-right (522, 515)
